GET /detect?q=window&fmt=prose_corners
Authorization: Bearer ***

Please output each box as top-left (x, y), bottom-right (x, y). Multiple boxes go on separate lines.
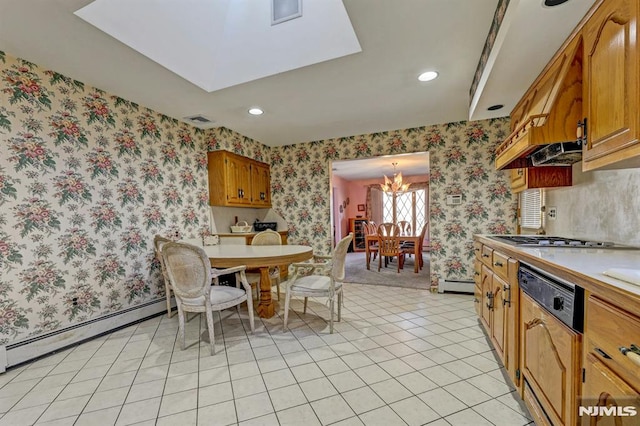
top-left (382, 189), bottom-right (427, 233)
top-left (519, 189), bottom-right (544, 230)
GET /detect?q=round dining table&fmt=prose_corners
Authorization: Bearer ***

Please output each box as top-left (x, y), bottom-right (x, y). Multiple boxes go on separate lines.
top-left (202, 244), bottom-right (313, 318)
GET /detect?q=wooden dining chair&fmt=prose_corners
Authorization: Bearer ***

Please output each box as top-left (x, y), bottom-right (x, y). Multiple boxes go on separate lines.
top-left (377, 223), bottom-right (406, 272)
top-left (364, 222), bottom-right (379, 270)
top-left (401, 223), bottom-right (428, 270)
top-left (397, 220), bottom-right (411, 235)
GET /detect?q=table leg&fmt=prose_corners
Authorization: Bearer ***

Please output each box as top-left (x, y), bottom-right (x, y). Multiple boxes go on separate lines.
top-left (365, 245), bottom-right (371, 270)
top-left (256, 266), bottom-right (275, 318)
top-left (414, 243), bottom-right (419, 273)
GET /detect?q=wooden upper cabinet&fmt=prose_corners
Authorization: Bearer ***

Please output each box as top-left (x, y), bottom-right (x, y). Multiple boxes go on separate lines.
top-left (250, 162), bottom-right (271, 207)
top-left (510, 166), bottom-right (572, 194)
top-left (208, 151), bottom-right (272, 208)
top-left (582, 0), bottom-right (640, 170)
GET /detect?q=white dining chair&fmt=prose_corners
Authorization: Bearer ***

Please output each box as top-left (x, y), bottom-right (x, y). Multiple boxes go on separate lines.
top-left (153, 234), bottom-right (174, 318)
top-left (245, 229), bottom-right (282, 300)
top-left (284, 233), bottom-right (353, 334)
top-left (161, 241), bottom-right (254, 355)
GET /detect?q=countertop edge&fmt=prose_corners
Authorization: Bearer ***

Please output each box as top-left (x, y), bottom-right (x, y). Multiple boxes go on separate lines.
top-left (475, 235), bottom-right (640, 308)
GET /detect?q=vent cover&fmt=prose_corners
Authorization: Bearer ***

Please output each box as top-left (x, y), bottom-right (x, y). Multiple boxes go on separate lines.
top-left (272, 0), bottom-right (302, 25)
top-left (185, 115), bottom-right (212, 123)
top-left (184, 115), bottom-right (216, 128)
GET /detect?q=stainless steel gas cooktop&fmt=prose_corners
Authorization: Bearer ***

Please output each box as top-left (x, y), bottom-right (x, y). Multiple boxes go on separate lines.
top-left (489, 235), bottom-right (635, 248)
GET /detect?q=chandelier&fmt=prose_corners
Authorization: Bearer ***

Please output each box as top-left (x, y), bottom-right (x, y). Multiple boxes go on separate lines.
top-left (380, 162), bottom-right (410, 194)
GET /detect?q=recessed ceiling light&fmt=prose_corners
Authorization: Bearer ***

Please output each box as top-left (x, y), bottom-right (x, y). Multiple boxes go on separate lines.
top-left (418, 71), bottom-right (438, 82)
top-left (248, 107), bottom-right (264, 116)
top-left (543, 0), bottom-right (569, 7)
top-left (487, 104), bottom-right (504, 111)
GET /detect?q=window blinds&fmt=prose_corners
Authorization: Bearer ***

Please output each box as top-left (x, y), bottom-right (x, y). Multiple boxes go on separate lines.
top-left (520, 189), bottom-right (543, 230)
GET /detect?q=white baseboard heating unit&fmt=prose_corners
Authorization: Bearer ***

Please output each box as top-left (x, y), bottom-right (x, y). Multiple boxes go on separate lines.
top-left (438, 279), bottom-right (475, 294)
top-left (0, 298), bottom-right (173, 372)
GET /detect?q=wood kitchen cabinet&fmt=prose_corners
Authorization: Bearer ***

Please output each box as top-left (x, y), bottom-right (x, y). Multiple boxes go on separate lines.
top-left (582, 353), bottom-right (640, 426)
top-left (521, 292), bottom-right (581, 426)
top-left (582, 0), bottom-right (640, 171)
top-left (250, 161), bottom-right (271, 207)
top-left (208, 150), bottom-right (272, 208)
top-left (581, 295), bottom-right (640, 425)
top-left (510, 167), bottom-right (572, 193)
top-left (475, 242), bottom-right (520, 389)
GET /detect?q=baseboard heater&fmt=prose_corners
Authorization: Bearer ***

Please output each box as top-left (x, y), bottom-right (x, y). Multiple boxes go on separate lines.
top-left (0, 297), bottom-right (174, 373)
top-left (438, 279), bottom-right (474, 294)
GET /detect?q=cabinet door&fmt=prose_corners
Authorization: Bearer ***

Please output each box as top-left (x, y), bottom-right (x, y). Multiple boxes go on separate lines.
top-left (583, 0), bottom-right (640, 170)
top-left (474, 284), bottom-right (483, 318)
top-left (226, 156), bottom-right (251, 205)
top-left (480, 265), bottom-right (493, 332)
top-left (511, 167), bottom-right (572, 193)
top-left (473, 260), bottom-right (483, 318)
top-left (582, 353), bottom-right (640, 426)
top-left (251, 162), bottom-right (271, 207)
top-left (521, 292), bottom-right (581, 426)
top-left (491, 274), bottom-right (508, 366)
top-left (511, 168), bottom-right (528, 193)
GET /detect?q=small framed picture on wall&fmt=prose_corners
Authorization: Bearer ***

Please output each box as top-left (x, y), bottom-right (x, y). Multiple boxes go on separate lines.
top-left (357, 204), bottom-right (365, 212)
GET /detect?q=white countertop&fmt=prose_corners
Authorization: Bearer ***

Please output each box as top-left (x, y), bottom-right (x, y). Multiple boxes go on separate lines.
top-left (477, 235), bottom-right (640, 297)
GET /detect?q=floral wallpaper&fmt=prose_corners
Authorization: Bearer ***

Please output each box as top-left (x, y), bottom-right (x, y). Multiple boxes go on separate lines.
top-left (0, 49), bottom-right (516, 346)
top-left (270, 121), bottom-right (517, 288)
top-left (0, 51), bottom-right (266, 344)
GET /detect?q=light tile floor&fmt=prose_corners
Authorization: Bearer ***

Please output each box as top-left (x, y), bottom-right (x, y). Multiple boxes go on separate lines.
top-left (0, 284), bottom-right (534, 425)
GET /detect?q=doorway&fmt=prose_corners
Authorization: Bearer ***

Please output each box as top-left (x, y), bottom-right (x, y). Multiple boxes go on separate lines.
top-left (329, 153), bottom-right (430, 287)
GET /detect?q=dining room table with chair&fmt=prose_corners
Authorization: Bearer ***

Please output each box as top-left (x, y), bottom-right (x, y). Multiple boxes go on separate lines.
top-left (365, 223), bottom-right (423, 273)
top-left (201, 243), bottom-right (313, 318)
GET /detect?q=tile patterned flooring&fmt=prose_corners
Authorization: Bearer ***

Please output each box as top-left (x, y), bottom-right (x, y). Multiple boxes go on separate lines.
top-left (0, 284), bottom-right (533, 425)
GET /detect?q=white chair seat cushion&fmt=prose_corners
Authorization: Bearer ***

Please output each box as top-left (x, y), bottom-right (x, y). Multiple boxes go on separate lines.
top-left (180, 286), bottom-right (247, 307)
top-left (246, 270), bottom-right (280, 284)
top-left (290, 275), bottom-right (342, 293)
top-left (211, 286), bottom-right (247, 304)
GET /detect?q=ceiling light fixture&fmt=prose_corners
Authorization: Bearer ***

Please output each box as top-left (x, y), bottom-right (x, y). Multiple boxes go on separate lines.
top-left (380, 162), bottom-right (410, 194)
top-left (543, 0), bottom-right (570, 7)
top-left (248, 107), bottom-right (264, 116)
top-left (418, 71), bottom-right (438, 82)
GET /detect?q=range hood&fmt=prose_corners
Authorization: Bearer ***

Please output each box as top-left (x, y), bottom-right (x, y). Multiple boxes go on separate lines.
top-left (495, 37), bottom-right (583, 170)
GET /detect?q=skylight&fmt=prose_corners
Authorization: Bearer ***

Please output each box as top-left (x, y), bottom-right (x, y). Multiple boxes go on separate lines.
top-left (75, 0), bottom-right (361, 92)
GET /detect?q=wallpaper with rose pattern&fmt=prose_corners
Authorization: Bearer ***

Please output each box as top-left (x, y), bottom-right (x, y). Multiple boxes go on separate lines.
top-left (0, 50), bottom-right (516, 345)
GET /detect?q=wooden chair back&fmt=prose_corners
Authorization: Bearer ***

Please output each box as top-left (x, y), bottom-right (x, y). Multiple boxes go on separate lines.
top-left (377, 223), bottom-right (401, 257)
top-left (397, 220), bottom-right (411, 235)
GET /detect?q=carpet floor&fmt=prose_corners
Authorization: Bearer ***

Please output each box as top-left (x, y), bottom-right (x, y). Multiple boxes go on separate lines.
top-left (344, 251), bottom-right (430, 289)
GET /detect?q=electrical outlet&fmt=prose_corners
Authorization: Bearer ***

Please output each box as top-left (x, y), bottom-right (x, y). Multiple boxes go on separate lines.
top-left (548, 207), bottom-right (557, 221)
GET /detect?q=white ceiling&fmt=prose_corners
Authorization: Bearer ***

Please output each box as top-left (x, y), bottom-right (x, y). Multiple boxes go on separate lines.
top-left (332, 152), bottom-right (429, 181)
top-left (0, 0), bottom-right (596, 147)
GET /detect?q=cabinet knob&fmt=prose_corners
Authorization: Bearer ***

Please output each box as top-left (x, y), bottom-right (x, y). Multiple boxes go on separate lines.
top-left (494, 261), bottom-right (503, 267)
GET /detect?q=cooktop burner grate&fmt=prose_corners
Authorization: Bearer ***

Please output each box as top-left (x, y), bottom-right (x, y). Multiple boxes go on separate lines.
top-left (490, 235), bottom-right (616, 247)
